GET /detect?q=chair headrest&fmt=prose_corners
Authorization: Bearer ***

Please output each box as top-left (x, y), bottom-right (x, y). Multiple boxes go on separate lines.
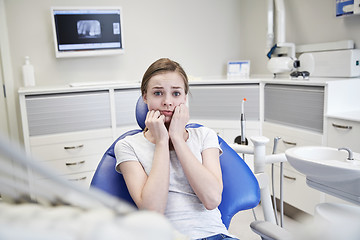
top-left (135, 96), bottom-right (148, 130)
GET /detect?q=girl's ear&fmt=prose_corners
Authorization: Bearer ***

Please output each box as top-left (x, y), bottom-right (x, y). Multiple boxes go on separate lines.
top-left (143, 94), bottom-right (148, 104)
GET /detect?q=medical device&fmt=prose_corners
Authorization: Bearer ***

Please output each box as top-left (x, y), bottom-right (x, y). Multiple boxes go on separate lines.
top-left (231, 94), bottom-right (289, 238)
top-left (234, 98), bottom-right (248, 147)
top-left (240, 98), bottom-right (247, 145)
top-left (266, 0), bottom-right (300, 76)
top-left (51, 6), bottom-right (124, 58)
top-left (298, 49), bottom-right (360, 77)
top-left (271, 137), bottom-right (284, 227)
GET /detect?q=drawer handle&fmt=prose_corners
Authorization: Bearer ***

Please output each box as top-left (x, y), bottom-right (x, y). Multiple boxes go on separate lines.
top-left (332, 123), bottom-right (352, 130)
top-left (282, 140), bottom-right (297, 146)
top-left (284, 175), bottom-right (296, 181)
top-left (64, 144), bottom-right (84, 150)
top-left (65, 160), bottom-right (85, 166)
top-left (68, 176), bottom-right (87, 181)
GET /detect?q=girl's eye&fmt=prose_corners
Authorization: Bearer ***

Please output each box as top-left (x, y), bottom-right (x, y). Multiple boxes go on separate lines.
top-left (173, 91), bottom-right (181, 97)
top-left (154, 91), bottom-right (162, 96)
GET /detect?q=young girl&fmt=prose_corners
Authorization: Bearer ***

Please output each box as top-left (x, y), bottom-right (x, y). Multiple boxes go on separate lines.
top-left (115, 58), bottom-right (239, 240)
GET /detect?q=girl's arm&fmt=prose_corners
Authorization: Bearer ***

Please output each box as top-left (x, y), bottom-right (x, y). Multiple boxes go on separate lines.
top-left (169, 104), bottom-right (223, 210)
top-left (120, 110), bottom-right (170, 214)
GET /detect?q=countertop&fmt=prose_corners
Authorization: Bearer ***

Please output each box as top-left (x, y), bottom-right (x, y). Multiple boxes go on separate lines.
top-left (326, 111), bottom-right (360, 122)
top-left (18, 75), bottom-right (358, 95)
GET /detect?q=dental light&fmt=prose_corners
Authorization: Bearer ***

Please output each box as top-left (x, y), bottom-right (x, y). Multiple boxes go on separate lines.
top-left (266, 0), bottom-right (300, 76)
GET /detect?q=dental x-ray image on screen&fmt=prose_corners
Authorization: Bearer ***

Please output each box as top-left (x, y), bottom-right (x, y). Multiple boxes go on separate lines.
top-left (77, 20), bottom-right (102, 38)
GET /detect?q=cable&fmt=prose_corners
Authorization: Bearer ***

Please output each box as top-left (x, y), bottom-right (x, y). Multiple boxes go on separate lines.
top-left (271, 163), bottom-right (279, 225)
top-left (271, 137), bottom-right (281, 226)
top-left (279, 162), bottom-right (284, 227)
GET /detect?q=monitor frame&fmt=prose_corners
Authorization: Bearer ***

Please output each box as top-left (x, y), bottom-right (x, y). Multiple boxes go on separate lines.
top-left (51, 6), bottom-right (124, 58)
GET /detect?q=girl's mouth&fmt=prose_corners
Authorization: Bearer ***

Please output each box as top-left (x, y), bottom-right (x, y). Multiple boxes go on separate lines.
top-left (160, 110), bottom-right (173, 117)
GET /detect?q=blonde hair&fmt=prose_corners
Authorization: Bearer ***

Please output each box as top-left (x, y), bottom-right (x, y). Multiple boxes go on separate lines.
top-left (141, 58), bottom-right (189, 96)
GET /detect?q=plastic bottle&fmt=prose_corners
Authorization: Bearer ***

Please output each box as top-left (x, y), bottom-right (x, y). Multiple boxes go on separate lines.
top-left (22, 56), bottom-right (35, 87)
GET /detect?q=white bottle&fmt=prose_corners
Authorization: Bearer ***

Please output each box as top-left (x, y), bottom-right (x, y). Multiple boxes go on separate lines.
top-left (22, 56), bottom-right (35, 87)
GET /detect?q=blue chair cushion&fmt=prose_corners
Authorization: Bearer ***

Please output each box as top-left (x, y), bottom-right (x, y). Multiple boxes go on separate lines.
top-left (218, 136), bottom-right (260, 228)
top-left (90, 130), bottom-right (142, 207)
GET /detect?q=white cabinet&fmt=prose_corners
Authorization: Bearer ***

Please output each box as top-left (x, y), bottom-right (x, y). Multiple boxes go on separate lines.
top-left (263, 83), bottom-right (325, 214)
top-left (19, 87), bottom-right (140, 197)
top-left (30, 129), bottom-right (113, 187)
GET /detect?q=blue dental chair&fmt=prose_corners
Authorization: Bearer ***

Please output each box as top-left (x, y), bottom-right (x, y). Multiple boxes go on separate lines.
top-left (90, 97), bottom-right (261, 229)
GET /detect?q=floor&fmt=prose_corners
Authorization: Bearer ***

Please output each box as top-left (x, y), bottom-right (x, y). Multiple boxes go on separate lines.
top-left (227, 205), bottom-right (306, 240)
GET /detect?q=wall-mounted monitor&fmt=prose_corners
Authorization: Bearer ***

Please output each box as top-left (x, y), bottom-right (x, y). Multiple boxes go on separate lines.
top-left (51, 7), bottom-right (124, 58)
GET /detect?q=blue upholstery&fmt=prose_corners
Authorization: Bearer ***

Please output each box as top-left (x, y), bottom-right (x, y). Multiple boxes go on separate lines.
top-left (90, 97), bottom-right (260, 229)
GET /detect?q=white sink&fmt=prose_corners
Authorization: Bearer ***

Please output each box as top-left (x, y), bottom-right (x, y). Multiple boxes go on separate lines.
top-left (285, 146), bottom-right (360, 204)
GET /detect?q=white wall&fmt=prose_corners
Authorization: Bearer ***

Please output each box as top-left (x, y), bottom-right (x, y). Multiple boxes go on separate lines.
top-left (4, 0), bottom-right (243, 87)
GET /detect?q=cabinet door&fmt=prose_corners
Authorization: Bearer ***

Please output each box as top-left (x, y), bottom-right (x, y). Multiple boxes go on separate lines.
top-left (25, 91), bottom-right (111, 136)
top-left (264, 84), bottom-right (324, 133)
top-left (189, 84), bottom-right (260, 121)
top-left (114, 89), bottom-right (141, 127)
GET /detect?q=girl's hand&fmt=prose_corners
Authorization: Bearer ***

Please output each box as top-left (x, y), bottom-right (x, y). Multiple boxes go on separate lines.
top-left (169, 104), bottom-right (189, 142)
top-left (145, 110), bottom-right (169, 143)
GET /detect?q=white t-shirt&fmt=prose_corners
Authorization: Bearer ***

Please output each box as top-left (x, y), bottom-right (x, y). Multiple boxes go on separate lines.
top-left (114, 126), bottom-right (229, 239)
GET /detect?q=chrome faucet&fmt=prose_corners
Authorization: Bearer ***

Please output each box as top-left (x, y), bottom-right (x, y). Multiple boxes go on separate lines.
top-left (338, 147), bottom-right (354, 160)
top-left (272, 136), bottom-right (281, 154)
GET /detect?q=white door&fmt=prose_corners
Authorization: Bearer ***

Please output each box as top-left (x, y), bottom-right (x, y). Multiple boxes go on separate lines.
top-left (0, 51), bottom-right (9, 138)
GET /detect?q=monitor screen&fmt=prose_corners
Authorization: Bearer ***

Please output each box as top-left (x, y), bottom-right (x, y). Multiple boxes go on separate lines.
top-left (51, 7), bottom-right (124, 58)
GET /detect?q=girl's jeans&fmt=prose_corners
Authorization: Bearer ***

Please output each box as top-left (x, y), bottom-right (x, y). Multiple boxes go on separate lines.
top-left (196, 233), bottom-right (239, 240)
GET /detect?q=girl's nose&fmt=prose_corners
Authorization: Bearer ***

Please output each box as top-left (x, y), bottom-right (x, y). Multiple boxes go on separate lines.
top-left (163, 95), bottom-right (173, 107)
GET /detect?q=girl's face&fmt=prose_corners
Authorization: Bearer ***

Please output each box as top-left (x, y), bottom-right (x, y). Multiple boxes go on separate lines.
top-left (143, 72), bottom-right (187, 123)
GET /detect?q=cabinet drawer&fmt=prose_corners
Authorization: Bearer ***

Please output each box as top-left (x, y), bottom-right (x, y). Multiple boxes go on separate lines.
top-left (263, 122), bottom-right (323, 171)
top-left (25, 91), bottom-right (111, 136)
top-left (30, 137), bottom-right (112, 161)
top-left (327, 118), bottom-right (360, 152)
top-left (263, 122), bottom-right (323, 153)
top-left (35, 155), bottom-right (101, 177)
top-left (268, 164), bottom-right (321, 215)
top-left (35, 171), bottom-right (95, 190)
